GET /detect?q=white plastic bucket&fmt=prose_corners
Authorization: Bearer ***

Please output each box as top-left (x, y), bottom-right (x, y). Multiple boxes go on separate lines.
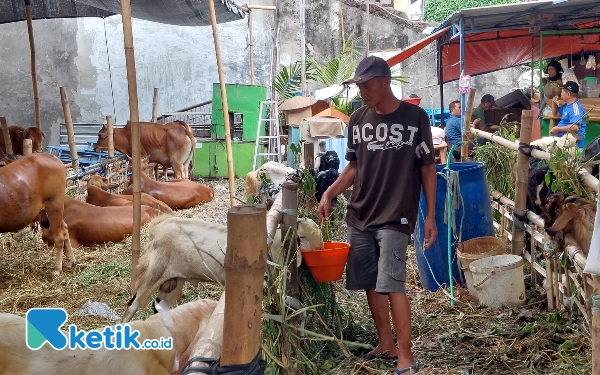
top-left (456, 237), bottom-right (507, 299)
top-left (469, 254), bottom-right (526, 308)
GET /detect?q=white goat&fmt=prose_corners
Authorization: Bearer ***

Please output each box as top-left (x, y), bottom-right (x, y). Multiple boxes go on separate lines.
top-left (123, 215), bottom-right (323, 322)
top-left (244, 161), bottom-right (296, 206)
top-left (0, 299), bottom-right (217, 375)
top-left (529, 133), bottom-right (578, 157)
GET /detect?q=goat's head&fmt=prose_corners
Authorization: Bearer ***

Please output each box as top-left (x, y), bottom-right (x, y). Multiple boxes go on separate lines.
top-left (297, 218), bottom-right (324, 251)
top-left (542, 192), bottom-right (568, 227)
top-left (544, 194), bottom-right (584, 236)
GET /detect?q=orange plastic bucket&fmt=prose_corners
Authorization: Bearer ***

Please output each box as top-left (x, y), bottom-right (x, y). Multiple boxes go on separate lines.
top-left (301, 241), bottom-right (350, 282)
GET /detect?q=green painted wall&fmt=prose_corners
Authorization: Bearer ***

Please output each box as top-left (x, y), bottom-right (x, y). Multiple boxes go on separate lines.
top-left (211, 84), bottom-right (268, 141)
top-left (194, 140), bottom-right (262, 178)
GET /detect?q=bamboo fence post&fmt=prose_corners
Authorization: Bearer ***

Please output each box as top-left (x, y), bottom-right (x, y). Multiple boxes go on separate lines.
top-left (151, 88), bottom-right (159, 123)
top-left (593, 295), bottom-right (600, 374)
top-left (23, 139), bottom-right (32, 155)
top-left (546, 251), bottom-right (556, 310)
top-left (181, 292), bottom-right (225, 373)
top-left (208, 0), bottom-right (236, 207)
top-left (248, 6), bottom-right (255, 85)
top-left (511, 110), bottom-right (532, 256)
top-left (282, 181), bottom-right (299, 297)
top-left (0, 117), bottom-right (13, 156)
top-left (25, 0), bottom-right (41, 129)
top-left (221, 205), bottom-right (268, 366)
top-left (106, 115), bottom-right (115, 158)
top-left (120, 0), bottom-right (142, 291)
top-left (461, 88), bottom-right (476, 161)
top-left (59, 87), bottom-right (79, 170)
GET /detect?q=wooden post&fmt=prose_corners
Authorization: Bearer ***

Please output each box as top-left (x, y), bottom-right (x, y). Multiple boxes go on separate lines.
top-left (248, 7), bottom-right (255, 85)
top-left (208, 0), bottom-right (236, 207)
top-left (339, 7), bottom-right (345, 47)
top-left (59, 87), bottom-right (79, 170)
top-left (511, 109), bottom-right (532, 256)
top-left (151, 88), bottom-right (159, 123)
top-left (300, 0), bottom-right (307, 96)
top-left (281, 181), bottom-right (299, 297)
top-left (303, 142), bottom-right (314, 170)
top-left (23, 139), bottom-right (32, 155)
top-left (593, 295), bottom-right (600, 374)
top-left (181, 292), bottom-right (225, 373)
top-left (366, 0), bottom-right (370, 52)
top-left (0, 117), bottom-right (13, 156)
top-left (461, 88), bottom-right (476, 161)
top-left (546, 252), bottom-right (555, 310)
top-left (270, 0), bottom-right (280, 101)
top-left (221, 205), bottom-right (268, 366)
top-left (106, 115), bottom-right (115, 158)
top-left (120, 0), bottom-right (142, 291)
top-left (25, 0), bottom-right (41, 129)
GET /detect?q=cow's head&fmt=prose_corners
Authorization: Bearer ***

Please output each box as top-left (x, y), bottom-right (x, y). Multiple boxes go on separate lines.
top-left (87, 174), bottom-right (119, 190)
top-left (94, 124), bottom-right (109, 152)
top-left (22, 127), bottom-right (45, 152)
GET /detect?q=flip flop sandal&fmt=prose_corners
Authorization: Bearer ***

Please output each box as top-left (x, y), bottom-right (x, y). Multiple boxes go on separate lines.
top-left (395, 364), bottom-right (420, 374)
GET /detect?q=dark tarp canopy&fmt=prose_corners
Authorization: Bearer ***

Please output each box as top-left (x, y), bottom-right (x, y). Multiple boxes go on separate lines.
top-left (0, 0), bottom-right (246, 26)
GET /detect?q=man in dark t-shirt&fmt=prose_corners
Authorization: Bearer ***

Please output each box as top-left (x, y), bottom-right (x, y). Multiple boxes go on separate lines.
top-left (317, 56), bottom-right (437, 375)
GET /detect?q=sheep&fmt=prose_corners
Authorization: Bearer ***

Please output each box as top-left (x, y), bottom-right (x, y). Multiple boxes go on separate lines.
top-left (542, 193), bottom-right (596, 256)
top-left (122, 215), bottom-right (324, 323)
top-left (0, 299), bottom-right (217, 375)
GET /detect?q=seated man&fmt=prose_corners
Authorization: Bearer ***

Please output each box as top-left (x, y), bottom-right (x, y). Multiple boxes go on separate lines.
top-left (471, 94), bottom-right (497, 133)
top-left (444, 100), bottom-right (479, 160)
top-left (551, 81), bottom-right (587, 148)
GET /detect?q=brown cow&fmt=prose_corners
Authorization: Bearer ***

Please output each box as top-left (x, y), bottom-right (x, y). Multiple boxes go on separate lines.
top-left (0, 126), bottom-right (45, 155)
top-left (0, 153), bottom-right (73, 276)
top-left (123, 170), bottom-right (214, 210)
top-left (85, 175), bottom-right (173, 214)
top-left (94, 120), bottom-right (196, 180)
top-left (42, 197), bottom-right (161, 249)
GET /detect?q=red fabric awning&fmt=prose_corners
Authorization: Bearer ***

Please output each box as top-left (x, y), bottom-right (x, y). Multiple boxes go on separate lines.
top-left (440, 29), bottom-right (600, 83)
top-left (386, 26), bottom-right (451, 67)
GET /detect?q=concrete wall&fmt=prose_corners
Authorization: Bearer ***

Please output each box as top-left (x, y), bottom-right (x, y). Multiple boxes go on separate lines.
top-left (0, 5), bottom-right (274, 147)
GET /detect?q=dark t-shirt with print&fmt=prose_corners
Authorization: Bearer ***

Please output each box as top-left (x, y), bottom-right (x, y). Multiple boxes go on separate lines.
top-left (345, 102), bottom-right (435, 235)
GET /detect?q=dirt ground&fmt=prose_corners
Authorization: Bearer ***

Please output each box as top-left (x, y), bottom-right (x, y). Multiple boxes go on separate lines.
top-left (0, 178), bottom-right (591, 374)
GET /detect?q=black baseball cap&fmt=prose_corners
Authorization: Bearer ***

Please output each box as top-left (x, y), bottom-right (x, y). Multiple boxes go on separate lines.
top-left (561, 81), bottom-right (579, 95)
top-left (342, 56), bottom-right (391, 85)
top-left (481, 94), bottom-right (496, 105)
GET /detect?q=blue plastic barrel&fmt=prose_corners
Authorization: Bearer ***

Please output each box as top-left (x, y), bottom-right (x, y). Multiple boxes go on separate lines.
top-left (413, 162), bottom-right (495, 291)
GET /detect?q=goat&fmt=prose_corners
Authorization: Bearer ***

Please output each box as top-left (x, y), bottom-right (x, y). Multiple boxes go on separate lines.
top-left (0, 299), bottom-right (217, 375)
top-left (244, 161), bottom-right (296, 208)
top-left (122, 215), bottom-right (324, 322)
top-left (542, 193), bottom-right (596, 256)
top-left (529, 133), bottom-right (578, 156)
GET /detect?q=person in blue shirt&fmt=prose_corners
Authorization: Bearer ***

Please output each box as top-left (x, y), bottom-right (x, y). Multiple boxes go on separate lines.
top-left (444, 100), bottom-right (477, 159)
top-left (551, 81), bottom-right (587, 148)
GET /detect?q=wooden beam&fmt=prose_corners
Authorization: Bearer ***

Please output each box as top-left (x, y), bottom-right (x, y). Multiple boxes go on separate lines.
top-left (208, 0), bottom-right (236, 207)
top-left (511, 110), bottom-right (532, 256)
top-left (461, 88), bottom-right (476, 161)
top-left (25, 0), bottom-right (41, 129)
top-left (120, 0), bottom-right (142, 291)
top-left (247, 4), bottom-right (276, 10)
top-left (221, 205), bottom-right (268, 366)
top-left (59, 87), bottom-right (79, 170)
top-left (106, 115), bottom-right (114, 158)
top-left (0, 117), bottom-right (13, 156)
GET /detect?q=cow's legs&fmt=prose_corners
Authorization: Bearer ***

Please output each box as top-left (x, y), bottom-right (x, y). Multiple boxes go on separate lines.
top-left (172, 161), bottom-right (185, 180)
top-left (45, 208), bottom-right (74, 277)
top-left (61, 221), bottom-right (75, 269)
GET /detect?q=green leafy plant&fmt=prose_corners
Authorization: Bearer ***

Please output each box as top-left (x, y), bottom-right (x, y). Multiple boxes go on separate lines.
top-left (272, 61), bottom-right (316, 100)
top-left (424, 0), bottom-right (519, 22)
top-left (542, 145), bottom-right (595, 202)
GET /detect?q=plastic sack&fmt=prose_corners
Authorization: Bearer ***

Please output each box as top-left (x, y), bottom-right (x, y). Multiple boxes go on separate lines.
top-left (562, 68), bottom-right (578, 84)
top-left (587, 55), bottom-right (596, 70)
top-left (583, 195), bottom-right (600, 275)
top-left (459, 73), bottom-right (471, 95)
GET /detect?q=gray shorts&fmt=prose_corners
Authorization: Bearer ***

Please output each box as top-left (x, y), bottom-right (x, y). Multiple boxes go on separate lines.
top-left (345, 225), bottom-right (409, 294)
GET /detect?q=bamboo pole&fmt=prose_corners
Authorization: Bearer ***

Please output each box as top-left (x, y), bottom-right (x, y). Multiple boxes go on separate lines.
top-left (511, 110), bottom-right (532, 256)
top-left (208, 0), bottom-right (236, 207)
top-left (593, 295), bottom-right (600, 374)
top-left (25, 0), bottom-right (41, 129)
top-left (106, 115), bottom-right (115, 158)
top-left (300, 0), bottom-right (307, 96)
top-left (282, 181), bottom-right (299, 297)
top-left (59, 87), bottom-right (79, 170)
top-left (248, 7), bottom-right (255, 85)
top-left (339, 7), bottom-right (345, 47)
top-left (247, 4), bottom-right (276, 10)
top-left (181, 292), bottom-right (225, 374)
top-left (270, 0), bottom-right (280, 101)
top-left (547, 255), bottom-right (556, 309)
top-left (366, 0), bottom-right (370, 52)
top-left (23, 139), bottom-right (32, 155)
top-left (472, 129), bottom-right (600, 192)
top-left (0, 117), bottom-right (13, 156)
top-left (461, 88), bottom-right (476, 161)
top-left (151, 88), bottom-right (159, 122)
top-left (221, 205), bottom-right (268, 366)
top-left (120, 0), bottom-right (142, 291)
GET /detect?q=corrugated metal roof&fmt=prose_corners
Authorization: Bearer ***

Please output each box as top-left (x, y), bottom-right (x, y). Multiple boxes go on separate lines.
top-left (1, 0), bottom-right (245, 26)
top-left (434, 0), bottom-right (600, 34)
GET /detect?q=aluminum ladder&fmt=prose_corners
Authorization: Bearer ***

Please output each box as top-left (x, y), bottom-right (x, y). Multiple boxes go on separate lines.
top-left (253, 100), bottom-right (281, 170)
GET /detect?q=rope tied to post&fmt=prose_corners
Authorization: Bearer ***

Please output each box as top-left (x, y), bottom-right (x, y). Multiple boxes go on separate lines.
top-left (180, 349), bottom-right (266, 375)
top-left (518, 142), bottom-right (533, 158)
top-left (512, 208), bottom-right (530, 232)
